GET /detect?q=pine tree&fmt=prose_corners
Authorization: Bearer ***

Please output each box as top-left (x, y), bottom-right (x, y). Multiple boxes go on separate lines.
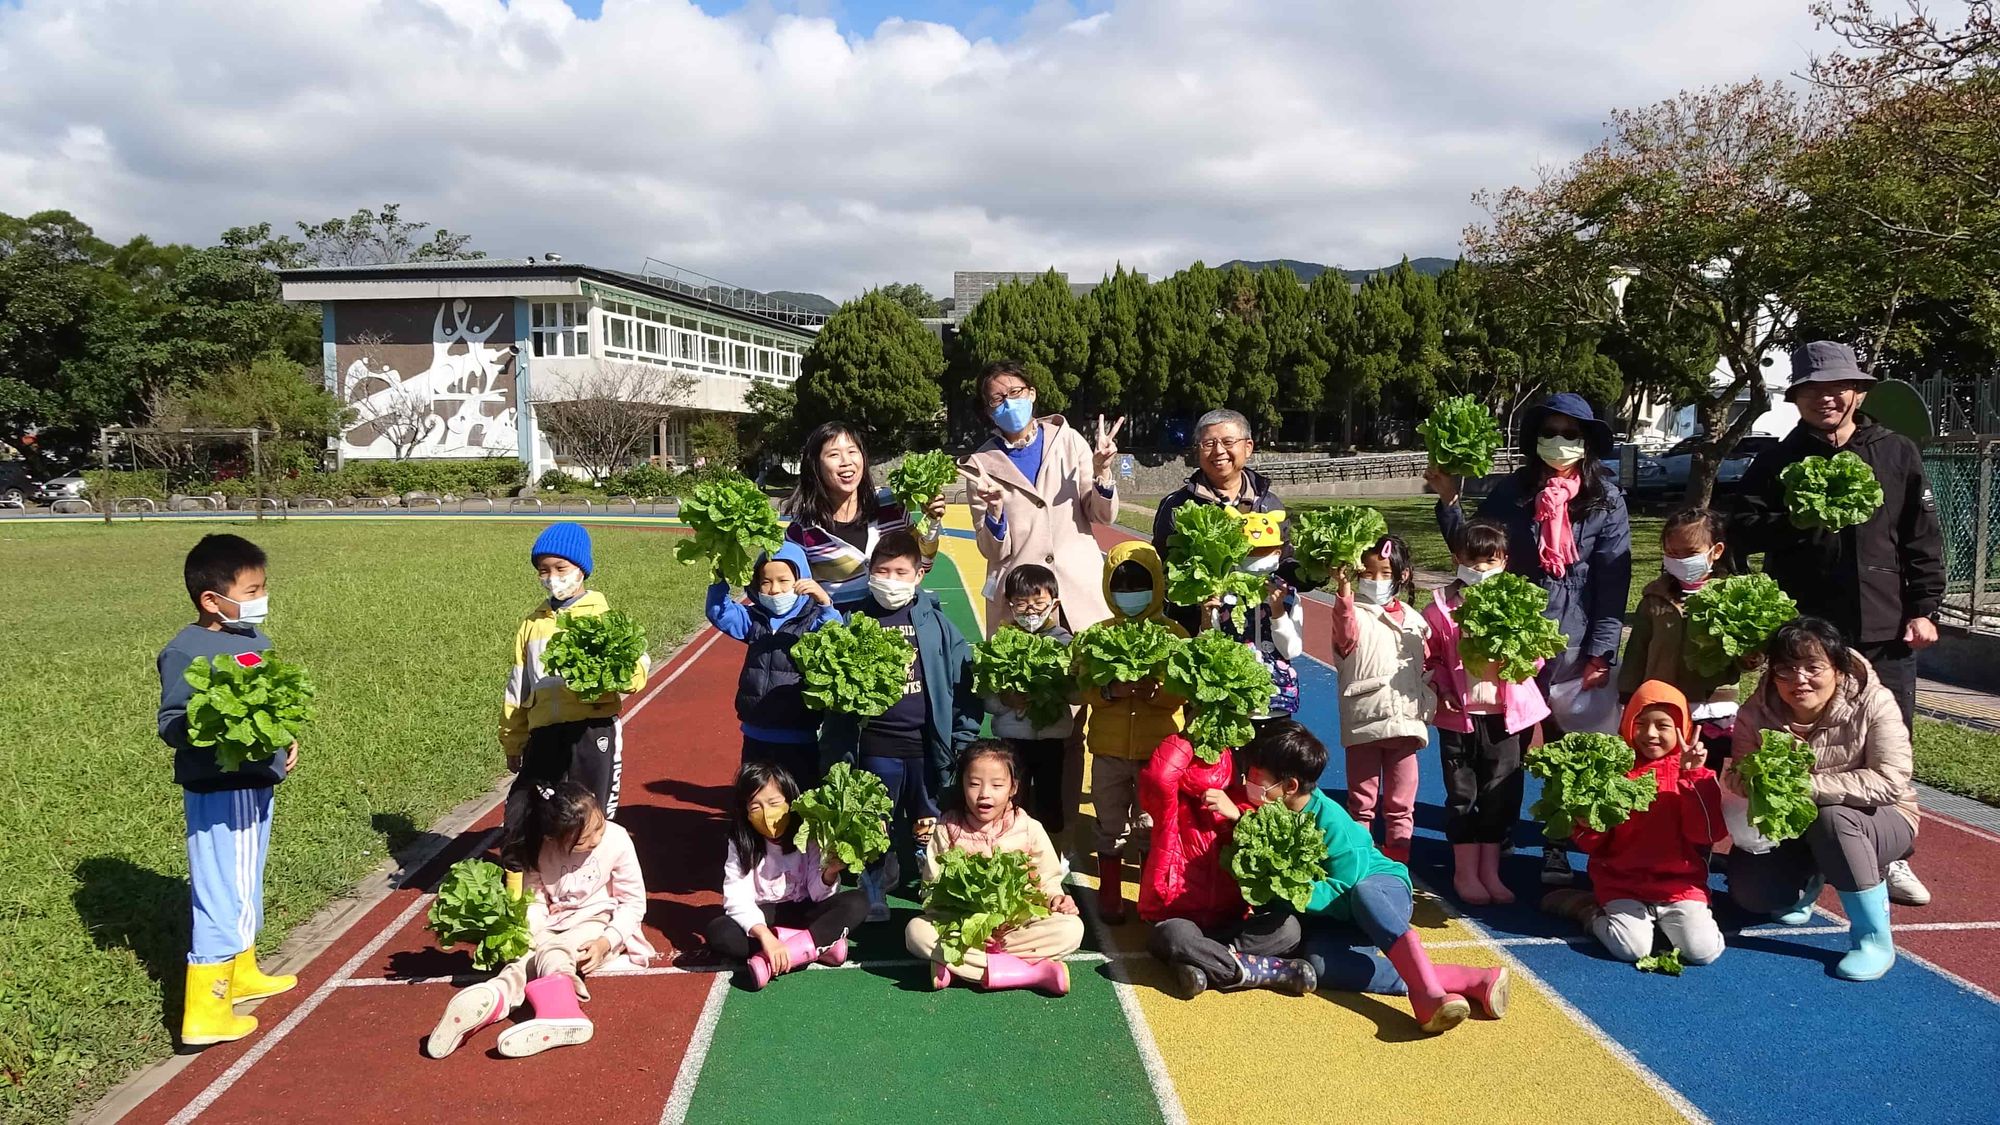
top-left (952, 269), bottom-right (1088, 414)
top-left (795, 291), bottom-right (944, 455)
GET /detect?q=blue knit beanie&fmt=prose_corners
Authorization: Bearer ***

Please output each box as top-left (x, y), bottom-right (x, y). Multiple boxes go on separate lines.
top-left (531, 522), bottom-right (593, 575)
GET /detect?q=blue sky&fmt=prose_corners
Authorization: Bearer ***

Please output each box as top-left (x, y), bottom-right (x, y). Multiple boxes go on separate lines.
top-left (564, 0), bottom-right (1045, 37)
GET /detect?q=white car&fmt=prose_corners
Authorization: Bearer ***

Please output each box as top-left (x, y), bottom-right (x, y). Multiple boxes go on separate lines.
top-left (32, 475), bottom-right (87, 504)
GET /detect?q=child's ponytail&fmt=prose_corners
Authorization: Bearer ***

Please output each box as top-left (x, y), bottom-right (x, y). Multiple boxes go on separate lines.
top-left (501, 779), bottom-right (599, 870)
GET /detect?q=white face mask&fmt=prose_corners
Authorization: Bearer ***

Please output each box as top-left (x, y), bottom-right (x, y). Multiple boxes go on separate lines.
top-left (541, 570), bottom-right (584, 601)
top-left (1538, 436), bottom-right (1587, 470)
top-left (869, 576), bottom-right (918, 611)
top-left (220, 594), bottom-right (269, 626)
top-left (1112, 590), bottom-right (1154, 616)
top-left (1356, 578), bottom-right (1397, 606)
top-left (755, 591), bottom-right (800, 616)
top-left (1016, 610), bottom-right (1051, 633)
top-left (1457, 565), bottom-right (1498, 586)
top-left (1241, 552), bottom-right (1281, 575)
top-left (1664, 552), bottom-right (1714, 586)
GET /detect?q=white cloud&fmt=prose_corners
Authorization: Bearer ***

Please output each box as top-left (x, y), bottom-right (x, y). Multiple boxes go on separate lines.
top-left (0, 0), bottom-right (1834, 299)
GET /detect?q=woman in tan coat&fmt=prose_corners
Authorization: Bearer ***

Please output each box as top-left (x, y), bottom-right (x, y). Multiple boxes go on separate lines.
top-left (961, 360), bottom-right (1124, 636)
top-left (1726, 617), bottom-right (1918, 982)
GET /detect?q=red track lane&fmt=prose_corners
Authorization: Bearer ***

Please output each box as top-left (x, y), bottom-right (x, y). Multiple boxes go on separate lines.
top-left (122, 628), bottom-right (744, 1124)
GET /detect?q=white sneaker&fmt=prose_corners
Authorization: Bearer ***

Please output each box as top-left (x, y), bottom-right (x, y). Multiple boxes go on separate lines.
top-left (1885, 859), bottom-right (1931, 906)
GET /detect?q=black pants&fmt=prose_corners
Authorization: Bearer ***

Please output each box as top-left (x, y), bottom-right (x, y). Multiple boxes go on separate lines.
top-left (1007, 737), bottom-right (1066, 834)
top-left (1438, 716), bottom-right (1525, 845)
top-left (1147, 910), bottom-right (1302, 982)
top-left (1857, 640), bottom-right (1917, 733)
top-left (504, 717), bottom-right (620, 867)
top-left (702, 891), bottom-right (872, 960)
top-left (742, 735), bottom-right (824, 791)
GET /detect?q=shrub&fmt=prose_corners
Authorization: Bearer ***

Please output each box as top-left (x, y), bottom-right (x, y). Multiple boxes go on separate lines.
top-left (81, 470), bottom-right (168, 500)
top-left (607, 463), bottom-right (679, 497)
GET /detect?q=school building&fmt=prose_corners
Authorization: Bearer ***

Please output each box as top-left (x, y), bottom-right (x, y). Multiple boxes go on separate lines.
top-left (280, 258), bottom-right (824, 475)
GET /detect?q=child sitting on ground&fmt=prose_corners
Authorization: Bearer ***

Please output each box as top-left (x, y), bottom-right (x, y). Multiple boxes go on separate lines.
top-left (823, 531), bottom-right (982, 921)
top-left (703, 761), bottom-right (870, 989)
top-left (1423, 518), bottom-right (1550, 905)
top-left (906, 742), bottom-right (1083, 993)
top-left (1083, 542), bottom-right (1188, 923)
top-left (983, 564), bottom-right (1077, 834)
top-left (501, 523), bottom-right (651, 851)
top-left (1543, 682), bottom-right (1728, 967)
top-left (1621, 508), bottom-right (1754, 768)
top-left (157, 533), bottom-right (298, 1047)
top-left (708, 542), bottom-right (842, 786)
top-left (1139, 717), bottom-right (1317, 998)
top-left (1227, 720), bottom-right (1509, 1033)
top-left (1330, 535), bottom-right (1436, 863)
top-left (427, 781), bottom-right (655, 1059)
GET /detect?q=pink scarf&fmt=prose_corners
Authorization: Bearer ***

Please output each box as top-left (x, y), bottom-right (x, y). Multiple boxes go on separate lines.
top-left (1536, 472), bottom-right (1582, 577)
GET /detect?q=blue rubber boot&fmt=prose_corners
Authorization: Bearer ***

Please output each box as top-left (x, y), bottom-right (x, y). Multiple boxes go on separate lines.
top-left (1775, 874), bottom-right (1825, 926)
top-left (1834, 882), bottom-right (1896, 982)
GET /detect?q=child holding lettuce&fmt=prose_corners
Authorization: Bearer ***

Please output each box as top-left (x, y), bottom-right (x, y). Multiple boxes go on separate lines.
top-left (1619, 508), bottom-right (1754, 768)
top-left (1329, 534), bottom-right (1435, 864)
top-left (983, 564), bottom-right (1077, 833)
top-left (707, 541), bottom-right (843, 787)
top-left (1542, 682), bottom-right (1728, 967)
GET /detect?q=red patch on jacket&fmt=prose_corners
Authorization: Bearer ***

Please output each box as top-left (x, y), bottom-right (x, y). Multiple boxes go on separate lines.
top-left (234, 652), bottom-right (263, 669)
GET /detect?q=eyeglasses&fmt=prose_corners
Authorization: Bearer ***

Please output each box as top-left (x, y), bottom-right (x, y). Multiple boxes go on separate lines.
top-left (1007, 600), bottom-right (1055, 616)
top-left (984, 385), bottom-right (1033, 409)
top-left (1196, 437), bottom-right (1250, 454)
top-left (1774, 662), bottom-right (1832, 682)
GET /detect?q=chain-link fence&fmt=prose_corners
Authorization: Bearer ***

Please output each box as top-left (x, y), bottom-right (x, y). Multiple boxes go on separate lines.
top-left (1922, 437), bottom-right (2000, 632)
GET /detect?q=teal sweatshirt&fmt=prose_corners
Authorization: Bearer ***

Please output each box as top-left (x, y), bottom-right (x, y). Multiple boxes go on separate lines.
top-left (1301, 789), bottom-right (1411, 922)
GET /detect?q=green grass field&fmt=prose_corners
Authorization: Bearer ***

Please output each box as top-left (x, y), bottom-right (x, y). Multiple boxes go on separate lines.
top-left (0, 519), bottom-right (708, 1123)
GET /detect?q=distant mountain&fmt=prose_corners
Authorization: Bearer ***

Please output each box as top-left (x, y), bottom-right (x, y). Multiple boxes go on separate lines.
top-left (1216, 257), bottom-right (1457, 283)
top-left (764, 290), bottom-right (839, 313)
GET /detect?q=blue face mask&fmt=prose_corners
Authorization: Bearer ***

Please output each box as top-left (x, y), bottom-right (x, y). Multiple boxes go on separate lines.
top-left (992, 395), bottom-right (1035, 435)
top-left (755, 591), bottom-right (800, 617)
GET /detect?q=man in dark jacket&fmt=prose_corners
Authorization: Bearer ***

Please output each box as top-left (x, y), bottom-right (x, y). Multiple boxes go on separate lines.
top-left (1731, 340), bottom-right (1943, 906)
top-left (1150, 408), bottom-right (1299, 638)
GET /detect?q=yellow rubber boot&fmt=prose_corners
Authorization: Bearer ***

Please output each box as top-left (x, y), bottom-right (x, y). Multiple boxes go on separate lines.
top-left (182, 961), bottom-right (257, 1046)
top-left (232, 949), bottom-right (297, 1004)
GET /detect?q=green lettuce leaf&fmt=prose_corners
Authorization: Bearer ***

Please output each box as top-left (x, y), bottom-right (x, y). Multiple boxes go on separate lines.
top-left (1291, 505), bottom-right (1388, 588)
top-left (1780, 451), bottom-right (1885, 531)
top-left (792, 762), bottom-right (895, 869)
top-left (791, 615), bottom-right (916, 719)
top-left (1073, 618), bottom-right (1178, 688)
top-left (972, 627), bottom-right (1073, 729)
top-left (887, 451), bottom-right (961, 538)
top-left (1738, 729), bottom-right (1818, 842)
top-left (428, 859), bottom-right (532, 971)
top-left (1164, 503), bottom-right (1251, 607)
top-left (1418, 395), bottom-right (1505, 477)
top-left (542, 609), bottom-right (648, 700)
top-left (1635, 949), bottom-right (1685, 976)
top-left (674, 471), bottom-right (785, 587)
top-left (921, 847), bottom-right (1051, 965)
top-left (1526, 731), bottom-right (1659, 838)
top-left (184, 651), bottom-right (316, 771)
top-left (1684, 574), bottom-right (1797, 678)
top-left (1225, 802), bottom-right (1330, 911)
top-left (1456, 572), bottom-right (1568, 683)
top-left (1164, 629), bottom-right (1274, 763)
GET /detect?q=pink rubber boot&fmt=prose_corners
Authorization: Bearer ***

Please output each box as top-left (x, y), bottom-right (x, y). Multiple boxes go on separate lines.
top-left (1383, 931), bottom-right (1471, 1034)
top-left (1432, 962), bottom-right (1510, 1019)
top-left (425, 980), bottom-right (509, 1059)
top-left (748, 927), bottom-right (822, 990)
top-left (1452, 844), bottom-right (1491, 905)
top-left (818, 935), bottom-right (850, 967)
top-left (982, 950), bottom-right (1070, 996)
top-left (495, 975), bottom-right (594, 1058)
top-left (1477, 843), bottom-right (1516, 904)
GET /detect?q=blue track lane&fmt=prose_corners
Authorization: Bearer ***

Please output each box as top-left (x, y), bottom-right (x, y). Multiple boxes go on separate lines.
top-left (1291, 654), bottom-right (2000, 1125)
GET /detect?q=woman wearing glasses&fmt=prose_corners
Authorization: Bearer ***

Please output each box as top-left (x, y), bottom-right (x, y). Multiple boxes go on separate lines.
top-left (1724, 617), bottom-right (1917, 981)
top-left (961, 360), bottom-right (1126, 634)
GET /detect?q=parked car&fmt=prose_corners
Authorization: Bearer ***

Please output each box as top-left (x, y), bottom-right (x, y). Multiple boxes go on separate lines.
top-left (0, 463), bottom-right (38, 505)
top-left (32, 475), bottom-right (88, 504)
top-left (1634, 435), bottom-right (1782, 500)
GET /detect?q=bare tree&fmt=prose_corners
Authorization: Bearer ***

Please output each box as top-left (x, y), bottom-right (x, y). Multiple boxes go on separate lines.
top-left (341, 331), bottom-right (434, 459)
top-left (532, 360), bottom-right (700, 484)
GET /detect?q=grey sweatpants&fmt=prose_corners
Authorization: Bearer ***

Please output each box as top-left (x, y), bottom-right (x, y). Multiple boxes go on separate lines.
top-left (1147, 911), bottom-right (1302, 983)
top-left (1728, 804), bottom-right (1916, 913)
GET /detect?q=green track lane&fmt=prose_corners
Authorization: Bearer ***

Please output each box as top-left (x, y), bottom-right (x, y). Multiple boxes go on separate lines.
top-left (921, 546), bottom-right (983, 640)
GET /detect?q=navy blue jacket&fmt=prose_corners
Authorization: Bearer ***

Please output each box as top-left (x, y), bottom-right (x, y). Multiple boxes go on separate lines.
top-left (157, 623), bottom-right (285, 792)
top-left (819, 590), bottom-right (983, 798)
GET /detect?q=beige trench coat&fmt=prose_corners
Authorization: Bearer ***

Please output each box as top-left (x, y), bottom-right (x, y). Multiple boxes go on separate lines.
top-left (964, 414), bottom-right (1119, 636)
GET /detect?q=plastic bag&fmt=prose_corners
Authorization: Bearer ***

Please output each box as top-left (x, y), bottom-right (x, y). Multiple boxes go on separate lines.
top-left (1547, 675), bottom-right (1620, 736)
top-left (1720, 787), bottom-right (1778, 854)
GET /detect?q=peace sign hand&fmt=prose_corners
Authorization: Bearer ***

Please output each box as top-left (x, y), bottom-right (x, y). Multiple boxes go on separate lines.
top-left (1092, 415), bottom-right (1126, 484)
top-left (958, 461), bottom-right (1004, 512)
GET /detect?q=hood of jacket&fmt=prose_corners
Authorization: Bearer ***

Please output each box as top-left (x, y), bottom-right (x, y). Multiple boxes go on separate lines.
top-left (1103, 540), bottom-right (1167, 621)
top-left (1621, 679), bottom-right (1692, 784)
top-left (752, 541), bottom-right (822, 624)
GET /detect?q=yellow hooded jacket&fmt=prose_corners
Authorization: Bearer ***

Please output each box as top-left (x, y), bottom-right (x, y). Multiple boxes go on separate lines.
top-left (1082, 541), bottom-right (1187, 761)
top-left (499, 589), bottom-right (652, 759)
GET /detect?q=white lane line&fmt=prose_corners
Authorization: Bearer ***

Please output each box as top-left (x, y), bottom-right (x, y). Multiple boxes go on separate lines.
top-left (166, 889), bottom-right (440, 1124)
top-left (1805, 904), bottom-right (2000, 1005)
top-left (1075, 894), bottom-right (1189, 1125)
top-left (625, 627), bottom-right (722, 724)
top-left (1921, 810), bottom-right (2000, 846)
top-left (337, 951), bottom-right (1138, 988)
top-left (658, 973), bottom-right (730, 1125)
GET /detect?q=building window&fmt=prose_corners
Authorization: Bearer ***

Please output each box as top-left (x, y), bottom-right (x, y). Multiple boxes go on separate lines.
top-left (532, 301), bottom-right (588, 357)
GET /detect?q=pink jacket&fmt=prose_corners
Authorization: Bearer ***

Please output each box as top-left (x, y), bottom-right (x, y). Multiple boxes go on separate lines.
top-left (720, 837), bottom-right (838, 935)
top-left (965, 414), bottom-right (1119, 635)
top-left (528, 821), bottom-right (657, 964)
top-left (1421, 585), bottom-right (1550, 736)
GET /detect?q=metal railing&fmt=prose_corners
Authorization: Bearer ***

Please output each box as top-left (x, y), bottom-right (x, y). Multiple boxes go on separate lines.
top-left (1923, 438), bottom-right (2000, 632)
top-left (1253, 450), bottom-right (1525, 486)
top-left (636, 257), bottom-right (831, 328)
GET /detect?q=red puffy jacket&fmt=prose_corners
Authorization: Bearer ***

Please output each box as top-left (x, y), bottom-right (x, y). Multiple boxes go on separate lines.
top-left (1573, 681), bottom-right (1728, 906)
top-left (1138, 734), bottom-right (1249, 930)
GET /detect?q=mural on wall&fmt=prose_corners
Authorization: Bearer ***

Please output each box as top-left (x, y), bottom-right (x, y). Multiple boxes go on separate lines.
top-left (336, 298), bottom-right (519, 459)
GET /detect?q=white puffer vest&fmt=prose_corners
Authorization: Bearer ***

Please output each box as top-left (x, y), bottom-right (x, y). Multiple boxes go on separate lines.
top-left (1336, 602), bottom-right (1436, 747)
